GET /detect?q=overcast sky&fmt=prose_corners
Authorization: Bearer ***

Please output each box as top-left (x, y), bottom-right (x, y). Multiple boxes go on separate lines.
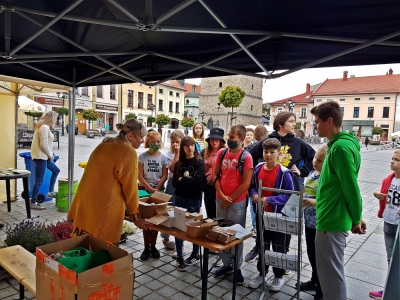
top-left (186, 63), bottom-right (400, 104)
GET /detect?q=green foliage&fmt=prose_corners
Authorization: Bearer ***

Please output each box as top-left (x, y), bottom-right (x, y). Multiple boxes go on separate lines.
top-left (155, 114), bottom-right (171, 127)
top-left (24, 111), bottom-right (43, 118)
top-left (82, 109), bottom-right (99, 121)
top-left (125, 113), bottom-right (138, 120)
top-left (201, 121), bottom-right (207, 127)
top-left (180, 117), bottom-right (195, 128)
top-left (295, 123), bottom-right (301, 129)
top-left (262, 103), bottom-right (270, 114)
top-left (57, 107), bottom-right (69, 116)
top-left (372, 126), bottom-right (383, 135)
top-left (218, 85), bottom-right (246, 108)
top-left (147, 116), bottom-right (156, 124)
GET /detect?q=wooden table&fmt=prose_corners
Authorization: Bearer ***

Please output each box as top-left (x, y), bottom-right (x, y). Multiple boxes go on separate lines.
top-left (0, 245), bottom-right (36, 298)
top-left (148, 223), bottom-right (251, 300)
top-left (0, 168), bottom-right (31, 218)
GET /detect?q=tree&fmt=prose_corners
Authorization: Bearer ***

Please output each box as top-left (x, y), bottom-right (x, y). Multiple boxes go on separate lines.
top-left (218, 85), bottom-right (246, 126)
top-left (372, 126), bottom-right (383, 135)
top-left (24, 111), bottom-right (43, 128)
top-left (125, 113), bottom-right (137, 120)
top-left (181, 117), bottom-right (195, 135)
top-left (82, 109), bottom-right (99, 130)
top-left (56, 107), bottom-right (69, 136)
top-left (262, 102), bottom-right (270, 115)
top-left (201, 121), bottom-right (207, 127)
top-left (155, 114), bottom-right (171, 136)
top-left (147, 116), bottom-right (156, 127)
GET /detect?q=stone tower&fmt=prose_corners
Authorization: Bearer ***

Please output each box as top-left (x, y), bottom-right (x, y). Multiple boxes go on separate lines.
top-left (200, 75), bottom-right (263, 131)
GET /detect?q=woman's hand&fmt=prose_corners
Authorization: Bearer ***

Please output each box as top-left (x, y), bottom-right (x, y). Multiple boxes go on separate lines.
top-left (133, 218), bottom-right (148, 230)
top-left (303, 198), bottom-right (316, 208)
top-left (291, 164), bottom-right (300, 176)
top-left (48, 156), bottom-right (54, 161)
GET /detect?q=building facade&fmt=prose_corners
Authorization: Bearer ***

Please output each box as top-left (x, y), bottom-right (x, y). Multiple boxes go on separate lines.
top-left (156, 81), bottom-right (186, 129)
top-left (200, 75), bottom-right (263, 131)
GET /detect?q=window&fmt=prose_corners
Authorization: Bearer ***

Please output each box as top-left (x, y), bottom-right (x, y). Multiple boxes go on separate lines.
top-left (147, 94), bottom-right (153, 107)
top-left (219, 82), bottom-right (222, 88)
top-left (250, 105), bottom-right (253, 111)
top-left (127, 90), bottom-right (133, 107)
top-left (138, 92), bottom-right (143, 108)
top-left (176, 92), bottom-right (180, 97)
top-left (327, 99), bottom-right (333, 101)
top-left (169, 101), bottom-right (173, 112)
top-left (175, 103), bottom-right (179, 113)
top-left (353, 107), bottom-right (360, 118)
top-left (301, 107), bottom-right (307, 117)
top-left (383, 107), bottom-right (390, 118)
top-left (340, 98), bottom-right (345, 101)
top-left (355, 98), bottom-right (360, 100)
top-left (169, 91), bottom-right (173, 96)
top-left (158, 99), bottom-right (163, 111)
top-left (110, 85), bottom-right (116, 100)
top-left (159, 89), bottom-right (163, 94)
top-left (369, 97), bottom-right (375, 100)
top-left (277, 108), bottom-right (283, 113)
top-left (81, 86), bottom-right (88, 96)
top-left (251, 84), bottom-right (254, 90)
top-left (384, 97), bottom-right (391, 100)
top-left (317, 99), bottom-right (322, 102)
top-left (97, 86), bottom-right (103, 98)
top-left (367, 107), bottom-right (374, 118)
top-left (341, 107), bottom-right (344, 116)
top-left (186, 99), bottom-right (189, 104)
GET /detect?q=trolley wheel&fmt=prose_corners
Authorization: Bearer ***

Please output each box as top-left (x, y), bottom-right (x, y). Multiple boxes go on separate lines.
top-left (37, 193), bottom-right (45, 203)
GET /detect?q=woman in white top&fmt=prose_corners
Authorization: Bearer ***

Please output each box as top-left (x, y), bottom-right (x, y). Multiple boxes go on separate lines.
top-left (30, 111), bottom-right (60, 210)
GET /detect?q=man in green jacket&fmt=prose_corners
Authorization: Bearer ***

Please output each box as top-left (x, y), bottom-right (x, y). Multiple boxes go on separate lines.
top-left (310, 101), bottom-right (366, 300)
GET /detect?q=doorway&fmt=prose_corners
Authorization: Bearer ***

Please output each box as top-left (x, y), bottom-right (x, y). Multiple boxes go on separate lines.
top-left (108, 115), bottom-right (114, 131)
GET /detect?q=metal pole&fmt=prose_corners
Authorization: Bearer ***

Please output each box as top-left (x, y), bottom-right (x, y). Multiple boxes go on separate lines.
top-left (67, 66), bottom-right (76, 211)
top-left (257, 179), bottom-right (266, 300)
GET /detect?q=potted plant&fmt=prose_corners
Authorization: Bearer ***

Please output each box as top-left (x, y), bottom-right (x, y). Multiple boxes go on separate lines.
top-left (120, 220), bottom-right (137, 242)
top-left (180, 117), bottom-right (195, 135)
top-left (155, 113), bottom-right (171, 136)
top-left (47, 220), bottom-right (74, 242)
top-left (125, 113), bottom-right (137, 120)
top-left (82, 109), bottom-right (99, 130)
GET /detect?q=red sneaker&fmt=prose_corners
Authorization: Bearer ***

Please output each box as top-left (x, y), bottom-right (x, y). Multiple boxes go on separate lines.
top-left (369, 290), bottom-right (383, 299)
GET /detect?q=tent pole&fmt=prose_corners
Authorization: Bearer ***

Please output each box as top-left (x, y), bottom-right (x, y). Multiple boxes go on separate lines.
top-left (67, 66), bottom-right (76, 211)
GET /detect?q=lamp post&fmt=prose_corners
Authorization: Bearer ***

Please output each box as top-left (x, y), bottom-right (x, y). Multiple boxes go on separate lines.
top-left (148, 103), bottom-right (156, 126)
top-left (198, 111), bottom-right (207, 122)
top-left (56, 92), bottom-right (68, 136)
top-left (283, 99), bottom-right (296, 112)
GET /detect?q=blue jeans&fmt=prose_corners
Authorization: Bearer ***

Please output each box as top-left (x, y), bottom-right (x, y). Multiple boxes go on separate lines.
top-left (32, 159), bottom-right (60, 204)
top-left (384, 221), bottom-right (398, 265)
top-left (216, 199), bottom-right (247, 269)
top-left (249, 195), bottom-right (256, 228)
top-left (174, 195), bottom-right (201, 257)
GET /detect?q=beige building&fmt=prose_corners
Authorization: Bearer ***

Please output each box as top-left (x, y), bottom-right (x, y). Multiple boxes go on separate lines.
top-left (156, 81), bottom-right (186, 129)
top-left (200, 75), bottom-right (263, 130)
top-left (121, 83), bottom-right (156, 127)
top-left (313, 70), bottom-right (400, 138)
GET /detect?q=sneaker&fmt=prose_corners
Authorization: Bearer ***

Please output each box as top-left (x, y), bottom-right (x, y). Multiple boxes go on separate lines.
top-left (214, 265), bottom-right (234, 278)
top-left (150, 246), bottom-right (160, 259)
top-left (46, 191), bottom-right (57, 198)
top-left (245, 245), bottom-right (259, 262)
top-left (212, 255), bottom-right (223, 267)
top-left (140, 247), bottom-right (151, 261)
top-left (236, 269), bottom-right (245, 285)
top-left (248, 275), bottom-right (265, 289)
top-left (172, 251), bottom-right (178, 259)
top-left (184, 253), bottom-right (200, 265)
top-left (369, 290), bottom-right (383, 299)
top-left (176, 256), bottom-right (186, 271)
top-left (30, 202), bottom-right (46, 210)
top-left (284, 270), bottom-right (291, 275)
top-left (163, 239), bottom-right (175, 250)
top-left (268, 276), bottom-right (285, 292)
top-left (296, 280), bottom-right (317, 291)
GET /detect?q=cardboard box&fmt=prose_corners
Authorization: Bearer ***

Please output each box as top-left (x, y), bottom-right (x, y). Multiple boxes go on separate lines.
top-left (282, 254), bottom-right (298, 271)
top-left (187, 220), bottom-right (218, 237)
top-left (265, 251), bottom-right (283, 268)
top-left (281, 217), bottom-right (299, 234)
top-left (36, 235), bottom-right (134, 300)
top-left (263, 213), bottom-right (283, 231)
top-left (146, 210), bottom-right (175, 227)
top-left (139, 191), bottom-right (172, 219)
top-left (174, 207), bottom-right (195, 232)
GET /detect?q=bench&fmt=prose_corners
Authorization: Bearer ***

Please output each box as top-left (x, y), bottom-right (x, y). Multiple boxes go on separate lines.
top-left (0, 245), bottom-right (36, 299)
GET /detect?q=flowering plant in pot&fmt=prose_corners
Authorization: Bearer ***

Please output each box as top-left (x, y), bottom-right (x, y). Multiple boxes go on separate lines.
top-left (47, 220), bottom-right (74, 242)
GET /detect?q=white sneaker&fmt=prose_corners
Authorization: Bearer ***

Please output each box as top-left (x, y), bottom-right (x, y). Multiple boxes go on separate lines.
top-left (268, 276), bottom-right (285, 291)
top-left (248, 275), bottom-right (265, 289)
top-left (212, 255), bottom-right (223, 267)
top-left (46, 191), bottom-right (57, 198)
top-left (172, 251), bottom-right (185, 259)
top-left (30, 202), bottom-right (46, 210)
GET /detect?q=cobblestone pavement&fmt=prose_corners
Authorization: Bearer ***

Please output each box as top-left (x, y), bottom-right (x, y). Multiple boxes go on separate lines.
top-left (0, 135), bottom-right (392, 299)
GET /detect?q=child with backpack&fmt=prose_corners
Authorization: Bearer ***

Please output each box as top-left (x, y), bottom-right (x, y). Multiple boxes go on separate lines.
top-left (192, 122), bottom-right (207, 152)
top-left (172, 136), bottom-right (205, 271)
top-left (247, 138), bottom-right (294, 291)
top-left (213, 125), bottom-right (253, 285)
top-left (138, 131), bottom-right (168, 261)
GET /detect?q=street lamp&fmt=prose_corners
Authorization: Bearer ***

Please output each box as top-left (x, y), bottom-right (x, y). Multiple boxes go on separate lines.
top-left (56, 92), bottom-right (68, 136)
top-left (184, 110), bottom-right (193, 118)
top-left (198, 111), bottom-right (207, 122)
top-left (147, 103), bottom-right (156, 116)
top-left (282, 99), bottom-right (295, 112)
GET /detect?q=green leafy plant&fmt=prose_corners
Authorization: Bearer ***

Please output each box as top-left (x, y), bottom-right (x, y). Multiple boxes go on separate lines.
top-left (47, 220), bottom-right (74, 242)
top-left (295, 123), bottom-right (301, 129)
top-left (372, 126), bottom-right (383, 135)
top-left (201, 121), bottom-right (207, 127)
top-left (155, 114), bottom-right (171, 127)
top-left (82, 109), bottom-right (99, 121)
top-left (24, 111), bottom-right (43, 118)
top-left (218, 85), bottom-right (246, 126)
top-left (180, 117), bottom-right (195, 128)
top-left (56, 107), bottom-right (69, 116)
top-left (147, 116), bottom-right (156, 125)
top-left (121, 220), bottom-right (137, 236)
top-left (125, 113), bottom-right (137, 120)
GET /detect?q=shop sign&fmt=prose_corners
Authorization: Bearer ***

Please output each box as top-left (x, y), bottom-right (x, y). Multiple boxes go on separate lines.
top-left (76, 100), bottom-right (91, 109)
top-left (138, 113), bottom-right (151, 117)
top-left (96, 104), bottom-right (118, 111)
top-left (34, 97), bottom-right (64, 106)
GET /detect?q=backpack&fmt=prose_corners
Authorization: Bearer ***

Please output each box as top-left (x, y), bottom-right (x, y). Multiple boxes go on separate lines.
top-left (220, 148), bottom-right (249, 176)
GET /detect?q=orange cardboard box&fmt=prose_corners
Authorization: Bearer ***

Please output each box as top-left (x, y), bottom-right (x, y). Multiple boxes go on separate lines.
top-left (35, 235), bottom-right (134, 300)
top-left (187, 220), bottom-right (218, 237)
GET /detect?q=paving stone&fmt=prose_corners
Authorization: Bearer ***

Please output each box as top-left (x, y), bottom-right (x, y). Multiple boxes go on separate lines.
top-left (133, 285), bottom-right (153, 299)
top-left (169, 292), bottom-right (192, 300)
top-left (135, 274), bottom-right (153, 285)
top-left (157, 273), bottom-right (177, 285)
top-left (146, 268), bottom-right (166, 279)
top-left (344, 260), bottom-right (387, 286)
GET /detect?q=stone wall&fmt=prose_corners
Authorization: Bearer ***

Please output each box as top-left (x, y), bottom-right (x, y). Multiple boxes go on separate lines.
top-left (199, 75), bottom-right (263, 131)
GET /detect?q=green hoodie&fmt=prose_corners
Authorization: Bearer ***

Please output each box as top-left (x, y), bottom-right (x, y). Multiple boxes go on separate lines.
top-left (316, 132), bottom-right (362, 232)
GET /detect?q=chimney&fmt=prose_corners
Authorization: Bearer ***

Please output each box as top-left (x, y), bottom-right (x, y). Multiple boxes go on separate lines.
top-left (306, 83), bottom-right (310, 93)
top-left (389, 68), bottom-right (393, 75)
top-left (343, 71), bottom-right (348, 81)
top-left (192, 84), bottom-right (196, 91)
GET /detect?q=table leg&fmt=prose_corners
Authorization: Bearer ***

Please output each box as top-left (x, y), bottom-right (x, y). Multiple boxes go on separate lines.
top-left (22, 178), bottom-right (31, 219)
top-left (5, 179), bottom-right (11, 212)
top-left (201, 247), bottom-right (209, 300)
top-left (232, 244), bottom-right (239, 300)
top-left (19, 282), bottom-right (24, 299)
top-left (199, 247), bottom-right (203, 278)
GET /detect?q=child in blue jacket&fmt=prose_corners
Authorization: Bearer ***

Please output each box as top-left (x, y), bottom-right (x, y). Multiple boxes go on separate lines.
top-left (248, 138), bottom-right (294, 292)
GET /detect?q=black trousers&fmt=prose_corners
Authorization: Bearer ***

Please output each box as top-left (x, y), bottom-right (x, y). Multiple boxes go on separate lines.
top-left (305, 226), bottom-right (323, 295)
top-left (203, 184), bottom-right (217, 219)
